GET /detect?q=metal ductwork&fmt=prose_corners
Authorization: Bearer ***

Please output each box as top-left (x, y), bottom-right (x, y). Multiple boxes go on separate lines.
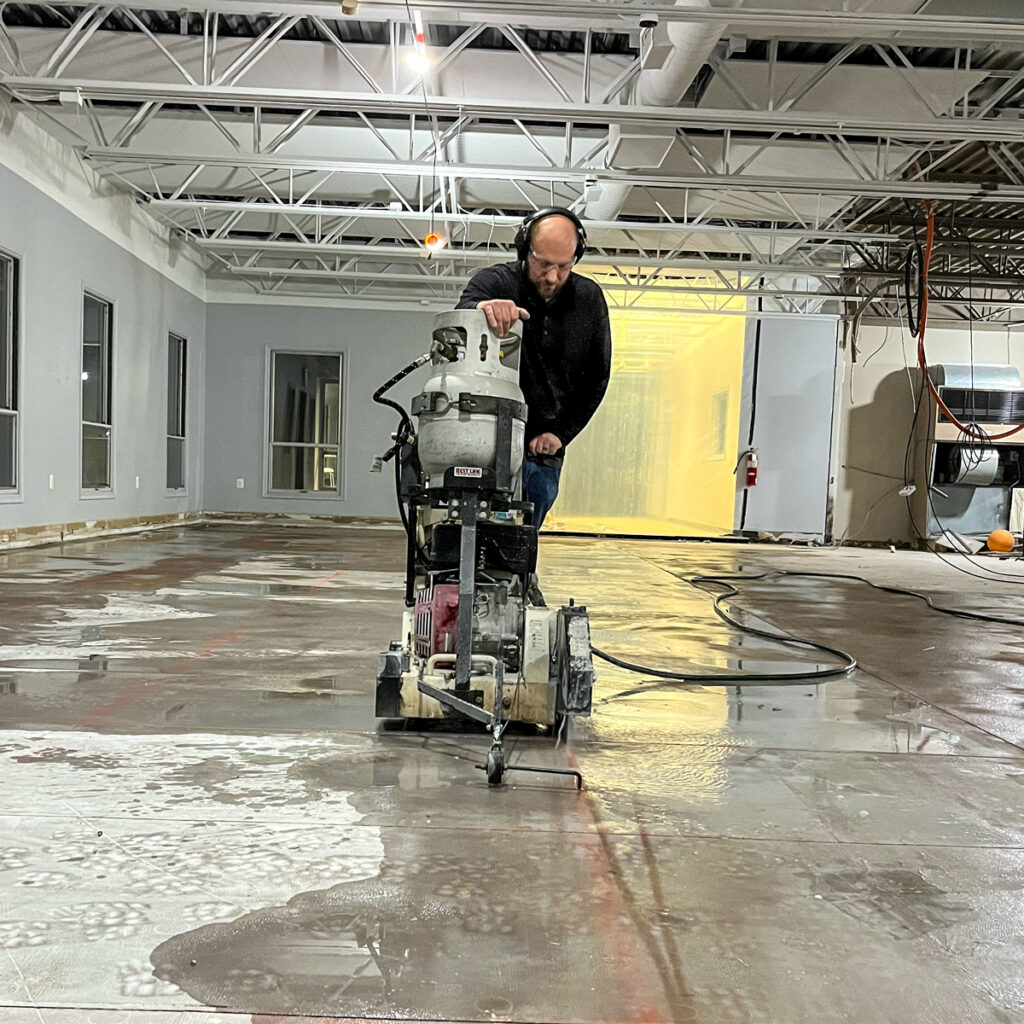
top-left (634, 0), bottom-right (724, 108)
top-left (584, 0), bottom-right (724, 222)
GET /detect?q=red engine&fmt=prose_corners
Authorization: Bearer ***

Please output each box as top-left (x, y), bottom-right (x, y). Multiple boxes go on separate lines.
top-left (414, 583), bottom-right (460, 657)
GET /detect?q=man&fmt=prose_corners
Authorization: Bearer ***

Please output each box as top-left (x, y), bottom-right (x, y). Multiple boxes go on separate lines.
top-left (456, 207), bottom-right (612, 536)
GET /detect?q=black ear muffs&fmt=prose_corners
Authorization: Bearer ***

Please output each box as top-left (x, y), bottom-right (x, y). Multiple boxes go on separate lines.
top-left (513, 206), bottom-right (587, 265)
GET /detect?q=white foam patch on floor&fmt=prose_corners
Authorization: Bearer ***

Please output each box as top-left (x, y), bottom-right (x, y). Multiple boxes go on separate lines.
top-left (154, 587), bottom-right (391, 605)
top-left (0, 730), bottom-right (383, 1012)
top-left (304, 648), bottom-right (377, 657)
top-left (0, 571), bottom-right (101, 585)
top-left (0, 642), bottom-right (178, 661)
top-left (198, 559), bottom-right (405, 591)
top-left (55, 596), bottom-right (213, 628)
top-left (154, 587), bottom-right (243, 599)
top-left (264, 595), bottom-right (393, 604)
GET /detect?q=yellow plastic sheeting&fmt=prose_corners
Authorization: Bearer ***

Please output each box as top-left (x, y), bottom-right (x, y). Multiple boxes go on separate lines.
top-left (547, 292), bottom-right (745, 537)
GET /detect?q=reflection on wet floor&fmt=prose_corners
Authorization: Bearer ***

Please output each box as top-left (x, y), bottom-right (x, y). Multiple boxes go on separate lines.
top-left (1, 524), bottom-right (1024, 1022)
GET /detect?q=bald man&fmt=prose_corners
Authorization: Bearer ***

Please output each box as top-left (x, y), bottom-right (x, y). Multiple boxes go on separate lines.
top-left (457, 209), bottom-right (612, 551)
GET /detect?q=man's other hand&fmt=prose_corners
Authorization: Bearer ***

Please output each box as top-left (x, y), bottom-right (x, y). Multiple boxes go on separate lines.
top-left (477, 299), bottom-right (530, 337)
top-left (528, 432), bottom-right (562, 457)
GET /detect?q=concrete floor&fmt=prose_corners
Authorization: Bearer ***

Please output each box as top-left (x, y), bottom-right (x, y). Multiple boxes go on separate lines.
top-left (1, 523), bottom-right (1024, 1023)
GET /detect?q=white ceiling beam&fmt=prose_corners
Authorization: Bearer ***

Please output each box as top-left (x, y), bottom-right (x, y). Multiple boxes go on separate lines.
top-left (251, 258), bottom-right (1024, 288)
top-left (14, 1), bottom-right (1024, 44)
top-left (8, 77), bottom-right (1024, 144)
top-left (84, 147), bottom-right (1024, 202)
top-left (194, 237), bottom-right (854, 274)
top-left (370, 2), bottom-right (1024, 43)
top-left (221, 263), bottom-right (858, 300)
top-left (149, 198), bottom-right (898, 242)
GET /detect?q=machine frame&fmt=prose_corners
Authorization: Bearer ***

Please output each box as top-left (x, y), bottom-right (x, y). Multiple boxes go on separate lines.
top-left (373, 310), bottom-right (594, 785)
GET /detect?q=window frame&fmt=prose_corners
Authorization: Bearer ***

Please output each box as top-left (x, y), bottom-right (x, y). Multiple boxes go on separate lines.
top-left (80, 290), bottom-right (115, 494)
top-left (0, 250), bottom-right (20, 497)
top-left (166, 331), bottom-right (187, 492)
top-left (265, 348), bottom-right (345, 498)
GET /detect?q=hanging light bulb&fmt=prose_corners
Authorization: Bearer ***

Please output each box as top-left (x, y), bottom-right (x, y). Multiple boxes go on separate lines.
top-left (405, 10), bottom-right (430, 71)
top-left (424, 232), bottom-right (446, 251)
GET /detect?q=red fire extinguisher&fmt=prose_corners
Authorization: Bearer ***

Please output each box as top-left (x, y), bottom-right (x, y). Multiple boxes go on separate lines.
top-left (744, 448), bottom-right (758, 488)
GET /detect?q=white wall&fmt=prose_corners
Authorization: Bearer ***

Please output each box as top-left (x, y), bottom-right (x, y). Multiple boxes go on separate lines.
top-left (834, 320), bottom-right (1024, 545)
top-left (0, 163), bottom-right (206, 533)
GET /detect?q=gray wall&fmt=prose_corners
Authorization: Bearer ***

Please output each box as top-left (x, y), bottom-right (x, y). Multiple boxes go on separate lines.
top-left (204, 303), bottom-right (432, 518)
top-left (0, 165), bottom-right (206, 532)
top-left (734, 315), bottom-right (839, 537)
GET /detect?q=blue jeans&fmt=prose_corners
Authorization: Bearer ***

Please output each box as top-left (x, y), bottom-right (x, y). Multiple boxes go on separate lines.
top-left (522, 458), bottom-right (562, 531)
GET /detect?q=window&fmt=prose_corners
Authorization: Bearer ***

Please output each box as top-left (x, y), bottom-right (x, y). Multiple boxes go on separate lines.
top-left (167, 333), bottom-right (187, 490)
top-left (269, 352), bottom-right (342, 493)
top-left (710, 388), bottom-right (729, 458)
top-left (82, 293), bottom-right (113, 489)
top-left (0, 253), bottom-right (17, 490)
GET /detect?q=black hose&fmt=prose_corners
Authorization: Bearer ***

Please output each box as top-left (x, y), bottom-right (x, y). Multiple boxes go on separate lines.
top-left (591, 645), bottom-right (852, 684)
top-left (904, 241), bottom-right (924, 337)
top-left (372, 354), bottom-right (432, 566)
top-left (749, 568), bottom-right (1024, 626)
top-left (592, 573), bottom-right (857, 687)
top-left (372, 355), bottom-right (428, 436)
top-left (593, 561), bottom-right (1024, 698)
top-left (393, 441), bottom-right (412, 537)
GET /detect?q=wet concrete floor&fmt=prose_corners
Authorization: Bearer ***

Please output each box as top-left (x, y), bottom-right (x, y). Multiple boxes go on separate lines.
top-left (1, 522), bottom-right (1024, 1022)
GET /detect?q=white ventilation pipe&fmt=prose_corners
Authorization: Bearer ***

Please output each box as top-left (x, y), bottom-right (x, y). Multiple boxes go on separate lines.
top-left (635, 0), bottom-right (723, 108)
top-left (584, 0), bottom-right (724, 222)
top-left (582, 179), bottom-right (633, 223)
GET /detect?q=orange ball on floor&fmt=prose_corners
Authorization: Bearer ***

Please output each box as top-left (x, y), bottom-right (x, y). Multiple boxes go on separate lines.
top-left (987, 529), bottom-right (1016, 553)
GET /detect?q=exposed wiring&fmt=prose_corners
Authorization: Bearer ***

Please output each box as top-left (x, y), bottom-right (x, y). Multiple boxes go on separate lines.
top-left (913, 202), bottom-right (1024, 440)
top-left (835, 482), bottom-right (907, 546)
top-left (849, 319), bottom-right (890, 406)
top-left (918, 387), bottom-right (1024, 584)
top-left (896, 198), bottom-right (1024, 583)
top-left (896, 300), bottom-right (917, 408)
top-left (967, 215), bottom-right (977, 423)
top-left (842, 464), bottom-right (906, 482)
top-left (902, 369), bottom-right (925, 503)
top-left (373, 352), bottom-right (433, 566)
top-left (861, 319), bottom-right (891, 369)
top-left (904, 241), bottom-right (924, 337)
top-left (899, 325), bottom-right (1024, 584)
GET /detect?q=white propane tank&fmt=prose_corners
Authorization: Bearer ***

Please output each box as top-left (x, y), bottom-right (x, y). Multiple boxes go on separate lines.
top-left (415, 309), bottom-right (526, 489)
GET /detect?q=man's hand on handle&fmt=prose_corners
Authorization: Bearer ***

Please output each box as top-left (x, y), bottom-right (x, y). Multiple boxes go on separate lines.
top-left (528, 432), bottom-right (562, 457)
top-left (477, 299), bottom-right (530, 338)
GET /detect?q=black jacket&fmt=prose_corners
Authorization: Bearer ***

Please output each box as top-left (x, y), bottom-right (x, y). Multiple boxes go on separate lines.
top-left (457, 262), bottom-right (612, 457)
